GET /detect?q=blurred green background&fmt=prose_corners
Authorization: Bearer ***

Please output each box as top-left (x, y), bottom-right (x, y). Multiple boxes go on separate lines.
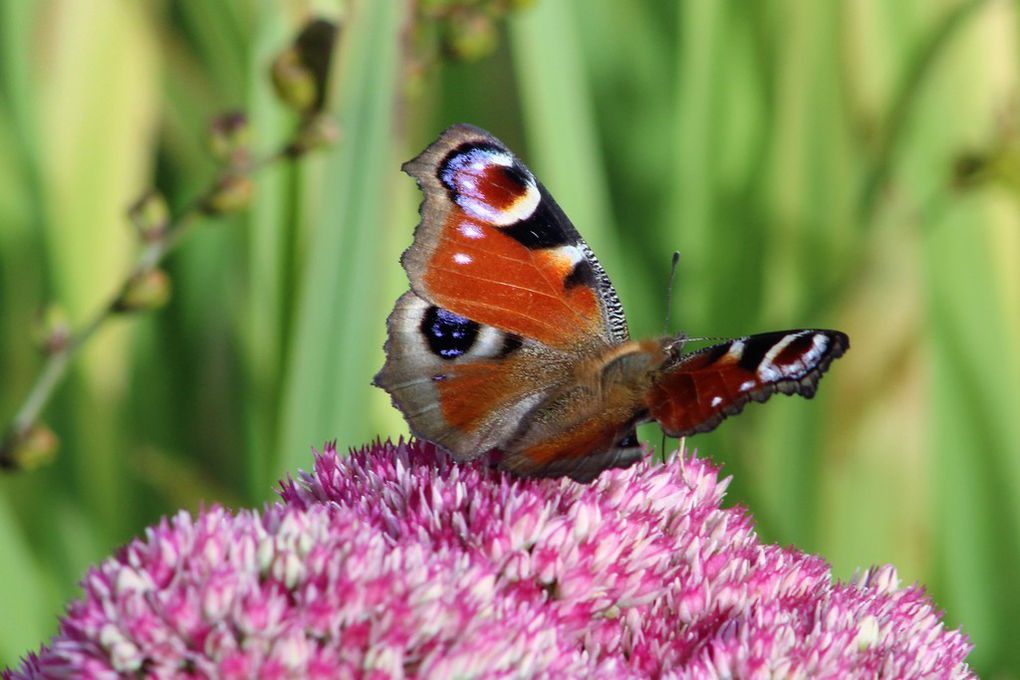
top-left (1, 0), bottom-right (1018, 674)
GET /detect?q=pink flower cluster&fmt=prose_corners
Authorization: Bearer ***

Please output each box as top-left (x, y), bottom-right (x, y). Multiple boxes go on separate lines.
top-left (6, 439), bottom-right (972, 678)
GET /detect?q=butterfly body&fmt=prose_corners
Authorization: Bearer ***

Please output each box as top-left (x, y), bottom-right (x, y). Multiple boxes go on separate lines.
top-left (375, 124), bottom-right (848, 482)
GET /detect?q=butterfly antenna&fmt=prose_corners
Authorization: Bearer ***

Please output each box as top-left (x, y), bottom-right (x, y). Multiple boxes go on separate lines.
top-left (684, 334), bottom-right (732, 344)
top-left (663, 251), bottom-right (681, 334)
top-left (658, 251), bottom-right (682, 464)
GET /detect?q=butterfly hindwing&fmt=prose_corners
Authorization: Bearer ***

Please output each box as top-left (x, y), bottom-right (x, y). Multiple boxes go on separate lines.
top-left (647, 330), bottom-right (849, 437)
top-left (375, 291), bottom-right (560, 459)
top-left (376, 291), bottom-right (646, 475)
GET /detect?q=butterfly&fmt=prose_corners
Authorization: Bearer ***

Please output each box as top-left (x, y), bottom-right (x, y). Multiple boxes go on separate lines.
top-left (374, 124), bottom-right (849, 483)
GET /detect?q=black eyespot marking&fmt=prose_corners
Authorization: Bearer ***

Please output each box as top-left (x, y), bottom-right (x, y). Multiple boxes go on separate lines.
top-left (499, 333), bottom-right (524, 357)
top-left (501, 188), bottom-right (574, 249)
top-left (502, 160), bottom-right (531, 190)
top-left (438, 144), bottom-right (575, 249)
top-left (421, 306), bottom-right (479, 360)
top-left (564, 259), bottom-right (596, 290)
top-left (737, 332), bottom-right (786, 372)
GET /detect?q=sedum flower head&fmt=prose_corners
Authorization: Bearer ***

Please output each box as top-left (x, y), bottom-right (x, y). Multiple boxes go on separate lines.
top-left (6, 439), bottom-right (972, 678)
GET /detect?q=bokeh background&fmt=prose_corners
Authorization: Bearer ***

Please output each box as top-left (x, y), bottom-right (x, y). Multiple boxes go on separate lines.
top-left (1, 0), bottom-right (1018, 674)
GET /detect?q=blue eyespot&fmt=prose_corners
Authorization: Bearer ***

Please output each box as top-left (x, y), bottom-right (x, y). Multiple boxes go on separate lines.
top-left (421, 306), bottom-right (479, 360)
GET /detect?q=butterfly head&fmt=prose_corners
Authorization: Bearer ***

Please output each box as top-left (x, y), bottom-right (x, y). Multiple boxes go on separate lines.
top-left (662, 334), bottom-right (689, 364)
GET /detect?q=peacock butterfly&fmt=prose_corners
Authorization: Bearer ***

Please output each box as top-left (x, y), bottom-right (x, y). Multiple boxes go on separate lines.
top-left (374, 124), bottom-right (848, 482)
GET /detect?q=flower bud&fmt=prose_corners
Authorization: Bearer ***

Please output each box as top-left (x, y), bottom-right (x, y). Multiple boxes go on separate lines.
top-left (209, 112), bottom-right (251, 167)
top-left (271, 49), bottom-right (318, 114)
top-left (952, 152), bottom-right (988, 189)
top-left (128, 190), bottom-right (170, 242)
top-left (1, 424), bottom-right (59, 471)
top-left (115, 269), bottom-right (172, 313)
top-left (286, 115), bottom-right (341, 157)
top-left (203, 174), bottom-right (254, 215)
top-left (443, 13), bottom-right (497, 62)
top-left (271, 18), bottom-right (339, 114)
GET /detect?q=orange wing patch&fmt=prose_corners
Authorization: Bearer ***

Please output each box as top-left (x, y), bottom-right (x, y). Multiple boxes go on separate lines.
top-left (517, 418), bottom-right (618, 469)
top-left (423, 210), bottom-right (601, 348)
top-left (435, 361), bottom-right (516, 434)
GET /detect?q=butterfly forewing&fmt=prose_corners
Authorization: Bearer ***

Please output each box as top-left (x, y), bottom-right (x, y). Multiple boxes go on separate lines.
top-left (400, 124), bottom-right (628, 349)
top-left (647, 330), bottom-right (849, 438)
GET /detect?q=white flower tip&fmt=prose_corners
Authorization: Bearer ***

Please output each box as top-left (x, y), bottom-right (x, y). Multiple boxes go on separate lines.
top-left (856, 615), bottom-right (881, 650)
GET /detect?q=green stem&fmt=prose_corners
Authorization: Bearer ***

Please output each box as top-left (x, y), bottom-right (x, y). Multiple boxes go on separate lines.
top-left (0, 145), bottom-right (295, 470)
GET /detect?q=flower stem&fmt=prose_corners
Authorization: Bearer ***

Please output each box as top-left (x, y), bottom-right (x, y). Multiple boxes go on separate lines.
top-left (0, 143), bottom-right (297, 471)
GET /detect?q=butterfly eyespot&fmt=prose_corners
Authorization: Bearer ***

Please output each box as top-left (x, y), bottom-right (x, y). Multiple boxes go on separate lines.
top-left (753, 331), bottom-right (820, 381)
top-left (420, 305), bottom-right (479, 360)
top-left (439, 143), bottom-right (540, 227)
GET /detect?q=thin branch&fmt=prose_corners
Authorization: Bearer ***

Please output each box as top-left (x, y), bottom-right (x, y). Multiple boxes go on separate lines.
top-left (0, 139), bottom-right (311, 470)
